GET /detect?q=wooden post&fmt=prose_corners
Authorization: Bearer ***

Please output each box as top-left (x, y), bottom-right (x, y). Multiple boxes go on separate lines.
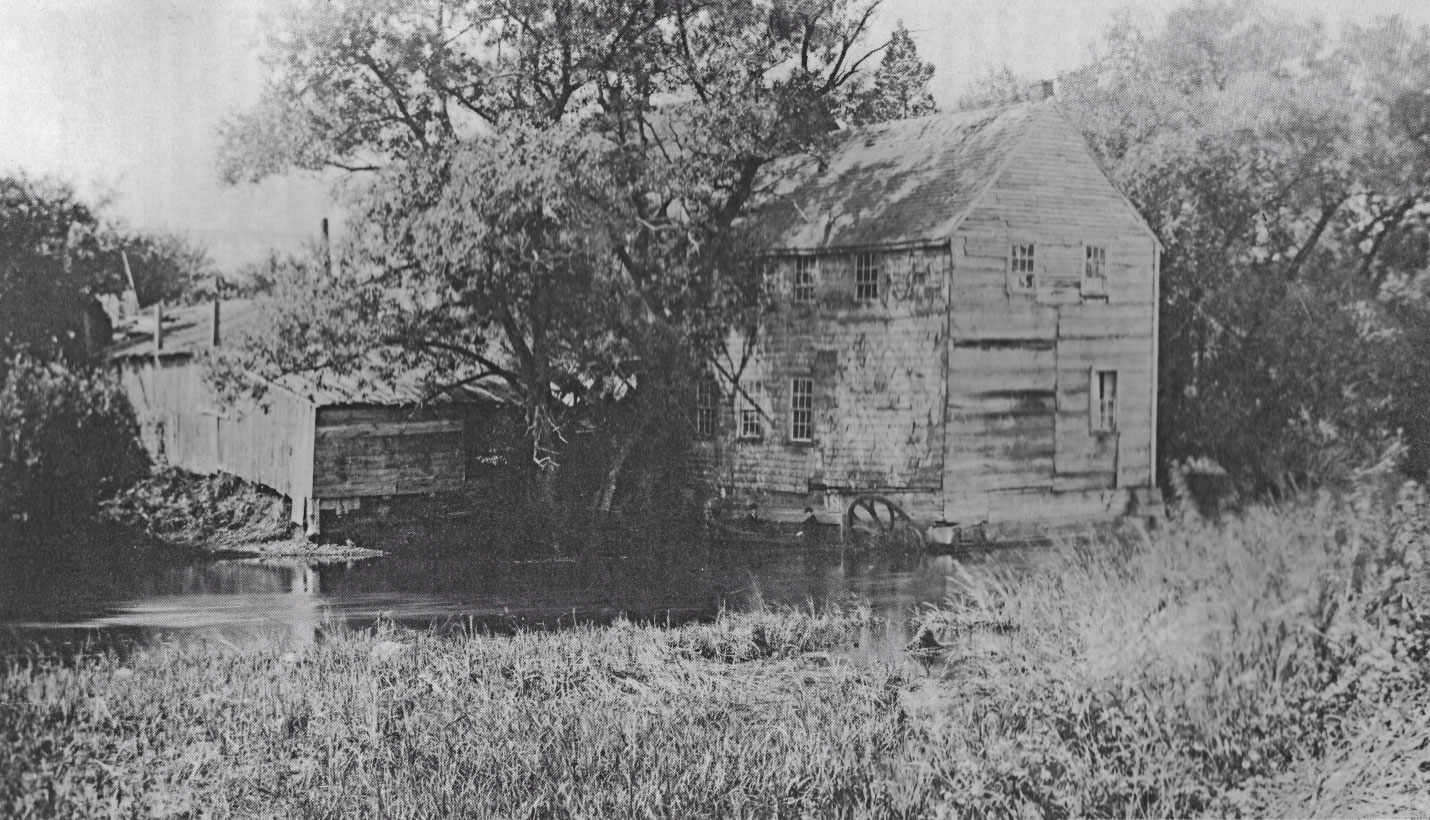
top-left (211, 299), bottom-right (221, 347)
top-left (153, 303), bottom-right (163, 354)
top-left (322, 217), bottom-right (332, 278)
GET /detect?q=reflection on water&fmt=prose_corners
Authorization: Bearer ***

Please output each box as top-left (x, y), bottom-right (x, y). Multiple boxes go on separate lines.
top-left (0, 526), bottom-right (1041, 653)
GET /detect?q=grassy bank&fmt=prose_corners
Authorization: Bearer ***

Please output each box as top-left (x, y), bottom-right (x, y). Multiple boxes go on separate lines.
top-left (1, 605), bottom-right (902, 819)
top-left (887, 479), bottom-right (1430, 817)
top-left (5, 483), bottom-right (1428, 818)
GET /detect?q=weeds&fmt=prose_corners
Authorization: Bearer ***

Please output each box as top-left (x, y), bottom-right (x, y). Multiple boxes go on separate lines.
top-left (1, 604), bottom-right (900, 819)
top-left (896, 480), bottom-right (1430, 817)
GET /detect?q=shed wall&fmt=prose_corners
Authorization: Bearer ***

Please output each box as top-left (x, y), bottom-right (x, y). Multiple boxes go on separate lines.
top-left (116, 356), bottom-right (315, 502)
top-left (311, 406), bottom-right (471, 498)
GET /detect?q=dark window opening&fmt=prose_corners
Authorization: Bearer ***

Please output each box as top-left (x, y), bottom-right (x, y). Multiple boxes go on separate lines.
top-left (790, 377), bottom-right (813, 442)
top-left (855, 253), bottom-right (879, 300)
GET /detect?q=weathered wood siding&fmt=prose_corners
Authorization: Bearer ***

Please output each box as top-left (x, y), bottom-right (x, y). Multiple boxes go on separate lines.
top-left (699, 248), bottom-right (950, 496)
top-left (116, 356), bottom-right (316, 502)
top-left (944, 109), bottom-right (1158, 523)
top-left (311, 406), bottom-right (471, 498)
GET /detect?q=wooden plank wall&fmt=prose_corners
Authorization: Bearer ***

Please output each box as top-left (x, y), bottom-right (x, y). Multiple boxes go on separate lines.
top-left (943, 108), bottom-right (1158, 524)
top-left (710, 247), bottom-right (950, 496)
top-left (116, 356), bottom-right (316, 501)
top-left (311, 406), bottom-right (469, 498)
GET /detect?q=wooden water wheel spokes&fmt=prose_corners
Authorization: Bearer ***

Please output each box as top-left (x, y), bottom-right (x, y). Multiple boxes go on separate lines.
top-left (843, 494), bottom-right (923, 548)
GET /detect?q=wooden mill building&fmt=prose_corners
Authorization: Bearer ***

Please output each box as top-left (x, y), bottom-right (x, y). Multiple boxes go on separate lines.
top-left (109, 300), bottom-right (511, 535)
top-left (693, 99), bottom-right (1163, 535)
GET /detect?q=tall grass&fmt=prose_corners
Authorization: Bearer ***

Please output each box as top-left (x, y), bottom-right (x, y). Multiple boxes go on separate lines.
top-left (890, 479), bottom-right (1430, 817)
top-left (1, 604), bottom-right (901, 819)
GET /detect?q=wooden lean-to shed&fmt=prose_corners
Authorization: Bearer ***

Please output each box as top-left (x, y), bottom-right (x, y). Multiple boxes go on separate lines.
top-left (109, 299), bottom-right (511, 535)
top-left (693, 98), bottom-right (1164, 537)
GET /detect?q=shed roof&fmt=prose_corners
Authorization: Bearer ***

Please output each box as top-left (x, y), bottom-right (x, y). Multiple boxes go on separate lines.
top-left (108, 299), bottom-right (513, 409)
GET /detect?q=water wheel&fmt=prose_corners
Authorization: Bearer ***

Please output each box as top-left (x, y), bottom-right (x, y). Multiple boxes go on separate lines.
top-left (842, 495), bottom-right (925, 549)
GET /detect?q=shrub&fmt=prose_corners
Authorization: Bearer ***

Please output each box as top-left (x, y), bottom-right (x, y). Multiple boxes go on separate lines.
top-left (0, 355), bottom-right (148, 526)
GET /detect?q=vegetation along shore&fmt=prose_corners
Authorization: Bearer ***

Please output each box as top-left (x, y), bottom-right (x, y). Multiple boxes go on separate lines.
top-left (5, 479), bottom-right (1426, 818)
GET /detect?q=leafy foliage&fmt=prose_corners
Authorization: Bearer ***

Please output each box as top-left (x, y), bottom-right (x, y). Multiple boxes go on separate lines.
top-left (847, 22), bottom-right (937, 123)
top-left (0, 355), bottom-right (148, 526)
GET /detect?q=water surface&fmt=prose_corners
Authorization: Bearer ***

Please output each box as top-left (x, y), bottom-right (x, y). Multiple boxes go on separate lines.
top-left (1, 524), bottom-right (1042, 654)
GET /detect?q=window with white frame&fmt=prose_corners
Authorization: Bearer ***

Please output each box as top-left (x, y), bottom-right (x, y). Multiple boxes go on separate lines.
top-left (1010, 243), bottom-right (1036, 291)
top-left (738, 383), bottom-right (764, 440)
top-left (793, 256), bottom-right (816, 302)
top-left (695, 374), bottom-right (719, 439)
top-left (855, 253), bottom-right (879, 300)
top-left (790, 377), bottom-right (813, 442)
top-left (1092, 369), bottom-right (1118, 433)
top-left (1083, 245), bottom-right (1108, 296)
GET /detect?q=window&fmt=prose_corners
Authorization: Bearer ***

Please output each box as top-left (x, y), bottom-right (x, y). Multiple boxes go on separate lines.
top-left (696, 375), bottom-right (719, 439)
top-left (793, 256), bottom-right (816, 302)
top-left (1010, 243), bottom-right (1036, 291)
top-left (1083, 245), bottom-right (1107, 296)
top-left (855, 253), bottom-right (879, 300)
top-left (738, 384), bottom-right (764, 440)
top-left (790, 377), bottom-right (813, 442)
top-left (1092, 370), bottom-right (1118, 433)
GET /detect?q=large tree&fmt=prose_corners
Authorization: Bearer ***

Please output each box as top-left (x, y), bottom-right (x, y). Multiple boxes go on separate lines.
top-left (217, 0), bottom-right (937, 507)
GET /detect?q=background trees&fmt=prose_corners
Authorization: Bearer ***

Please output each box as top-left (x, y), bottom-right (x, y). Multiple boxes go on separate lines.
top-left (218, 0), bottom-right (938, 508)
top-left (964, 3), bottom-right (1430, 492)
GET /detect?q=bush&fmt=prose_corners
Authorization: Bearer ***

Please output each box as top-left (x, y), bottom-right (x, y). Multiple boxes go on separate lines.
top-left (0, 355), bottom-right (148, 526)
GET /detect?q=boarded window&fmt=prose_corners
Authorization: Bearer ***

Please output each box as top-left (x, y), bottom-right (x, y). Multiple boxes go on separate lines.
top-left (1010, 243), bottom-right (1036, 291)
top-left (1091, 370), bottom-right (1118, 433)
top-left (793, 256), bottom-right (816, 302)
top-left (1083, 245), bottom-right (1108, 296)
top-left (696, 374), bottom-right (719, 439)
top-left (739, 383), bottom-right (764, 440)
top-left (855, 253), bottom-right (879, 300)
top-left (790, 377), bottom-right (813, 442)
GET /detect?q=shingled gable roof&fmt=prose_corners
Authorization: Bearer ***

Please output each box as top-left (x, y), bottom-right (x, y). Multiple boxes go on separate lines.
top-left (753, 100), bottom-right (1158, 253)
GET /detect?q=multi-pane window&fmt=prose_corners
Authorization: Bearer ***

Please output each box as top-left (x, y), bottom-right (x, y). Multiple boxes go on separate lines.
top-left (1010, 243), bottom-right (1036, 291)
top-left (738, 384), bottom-right (764, 440)
top-left (793, 256), bottom-right (816, 302)
top-left (1093, 370), bottom-right (1118, 433)
top-left (855, 253), bottom-right (879, 300)
top-left (790, 377), bottom-right (813, 442)
top-left (696, 375), bottom-right (719, 439)
top-left (1083, 245), bottom-right (1107, 295)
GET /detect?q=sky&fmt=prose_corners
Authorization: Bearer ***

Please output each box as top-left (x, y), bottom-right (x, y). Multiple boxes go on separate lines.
top-left (3, 0), bottom-right (1429, 272)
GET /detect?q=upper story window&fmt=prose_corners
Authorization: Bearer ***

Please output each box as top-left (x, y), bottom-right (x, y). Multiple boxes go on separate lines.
top-left (1009, 243), bottom-right (1036, 292)
top-left (1083, 245), bottom-right (1108, 296)
top-left (695, 374), bottom-right (719, 439)
top-left (793, 256), bottom-right (816, 302)
top-left (855, 253), bottom-right (879, 300)
top-left (790, 377), bottom-right (813, 442)
top-left (738, 383), bottom-right (764, 440)
top-left (1092, 369), bottom-right (1118, 434)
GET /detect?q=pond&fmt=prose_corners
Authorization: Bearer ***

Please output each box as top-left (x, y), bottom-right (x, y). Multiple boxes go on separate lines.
top-left (0, 522), bottom-right (1045, 656)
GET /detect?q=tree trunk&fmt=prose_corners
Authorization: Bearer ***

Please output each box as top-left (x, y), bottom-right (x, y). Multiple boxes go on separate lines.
top-left (595, 436), bottom-right (637, 513)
